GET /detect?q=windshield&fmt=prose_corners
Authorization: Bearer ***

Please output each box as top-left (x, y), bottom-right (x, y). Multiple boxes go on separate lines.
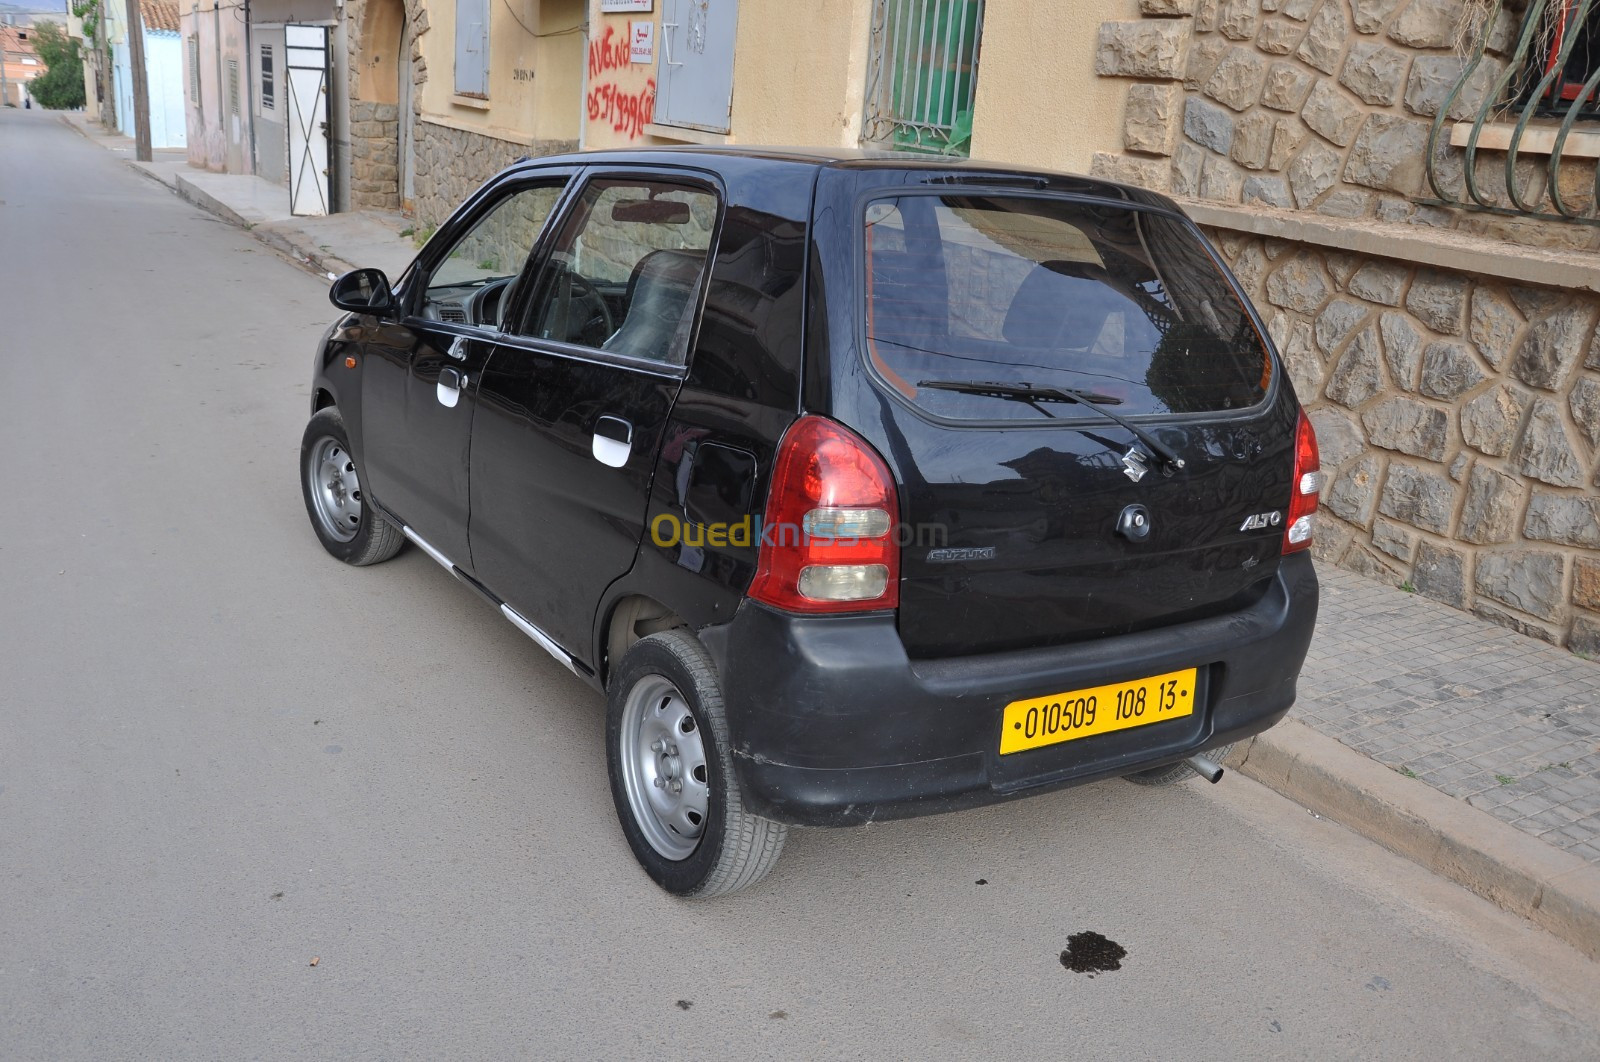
top-left (862, 194), bottom-right (1272, 421)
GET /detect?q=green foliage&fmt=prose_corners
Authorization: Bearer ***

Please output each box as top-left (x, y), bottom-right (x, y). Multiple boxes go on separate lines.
top-left (70, 0), bottom-right (100, 38)
top-left (27, 22), bottom-right (87, 111)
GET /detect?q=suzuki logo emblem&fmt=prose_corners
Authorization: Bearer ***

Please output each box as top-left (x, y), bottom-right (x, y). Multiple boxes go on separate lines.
top-left (1240, 511), bottom-right (1283, 531)
top-left (1121, 448), bottom-right (1150, 483)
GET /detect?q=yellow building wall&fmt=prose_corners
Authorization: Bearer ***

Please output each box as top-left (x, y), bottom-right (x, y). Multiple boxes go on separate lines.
top-left (572, 0), bottom-right (1130, 164)
top-left (968, 0), bottom-right (1139, 173)
top-left (726, 0), bottom-right (872, 148)
top-left (583, 3), bottom-right (661, 149)
top-left (418, 0), bottom-right (585, 146)
top-left (583, 0), bottom-right (870, 151)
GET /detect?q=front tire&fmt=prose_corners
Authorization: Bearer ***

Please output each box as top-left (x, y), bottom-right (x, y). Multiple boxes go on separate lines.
top-left (299, 407), bottom-right (405, 566)
top-left (606, 629), bottom-right (787, 897)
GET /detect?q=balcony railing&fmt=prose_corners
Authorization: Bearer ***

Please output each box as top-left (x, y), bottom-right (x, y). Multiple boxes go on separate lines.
top-left (1423, 0), bottom-right (1600, 225)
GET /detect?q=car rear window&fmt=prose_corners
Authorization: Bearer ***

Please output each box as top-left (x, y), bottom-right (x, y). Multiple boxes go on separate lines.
top-left (862, 194), bottom-right (1271, 421)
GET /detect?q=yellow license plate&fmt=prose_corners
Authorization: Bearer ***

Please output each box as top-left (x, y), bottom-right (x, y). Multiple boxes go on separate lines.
top-left (999, 667), bottom-right (1198, 756)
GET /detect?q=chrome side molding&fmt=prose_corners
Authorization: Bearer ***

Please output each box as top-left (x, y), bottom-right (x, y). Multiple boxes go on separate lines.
top-left (501, 605), bottom-right (582, 676)
top-left (402, 526), bottom-right (454, 570)
top-left (402, 525), bottom-right (581, 676)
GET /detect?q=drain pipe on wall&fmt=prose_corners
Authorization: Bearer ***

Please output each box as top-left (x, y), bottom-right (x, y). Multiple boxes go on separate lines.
top-left (213, 0), bottom-right (222, 159)
top-left (243, 0), bottom-right (256, 173)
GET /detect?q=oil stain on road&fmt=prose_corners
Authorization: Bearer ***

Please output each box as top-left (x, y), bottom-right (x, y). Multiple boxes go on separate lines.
top-left (1060, 931), bottom-right (1127, 976)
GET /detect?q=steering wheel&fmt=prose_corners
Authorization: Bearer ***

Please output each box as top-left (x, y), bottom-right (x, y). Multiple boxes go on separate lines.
top-left (537, 267), bottom-right (617, 347)
top-left (469, 278), bottom-right (514, 329)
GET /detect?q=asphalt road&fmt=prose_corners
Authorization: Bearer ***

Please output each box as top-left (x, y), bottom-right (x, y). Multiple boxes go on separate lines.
top-left (2, 108), bottom-right (1598, 1060)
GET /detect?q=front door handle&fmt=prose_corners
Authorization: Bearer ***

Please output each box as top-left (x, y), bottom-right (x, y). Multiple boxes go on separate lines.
top-left (437, 366), bottom-right (467, 408)
top-left (593, 415), bottom-right (633, 468)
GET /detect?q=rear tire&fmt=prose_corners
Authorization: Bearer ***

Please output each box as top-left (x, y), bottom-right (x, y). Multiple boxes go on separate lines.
top-left (299, 408), bottom-right (405, 566)
top-left (1124, 744), bottom-right (1235, 787)
top-left (606, 629), bottom-right (787, 897)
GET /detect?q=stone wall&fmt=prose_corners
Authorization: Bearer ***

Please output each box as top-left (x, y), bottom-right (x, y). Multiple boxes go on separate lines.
top-left (1090, 0), bottom-right (1600, 252)
top-left (410, 120), bottom-right (577, 232)
top-left (349, 101), bottom-right (402, 211)
top-left (1088, 1), bottom-right (1600, 652)
top-left (1223, 236), bottom-right (1599, 652)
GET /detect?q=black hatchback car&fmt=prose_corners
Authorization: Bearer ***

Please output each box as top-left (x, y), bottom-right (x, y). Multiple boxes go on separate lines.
top-left (300, 148), bottom-right (1320, 896)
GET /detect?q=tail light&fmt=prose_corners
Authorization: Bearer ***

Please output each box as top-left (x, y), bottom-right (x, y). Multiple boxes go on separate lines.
top-left (1284, 410), bottom-right (1321, 554)
top-left (749, 415), bottom-right (900, 613)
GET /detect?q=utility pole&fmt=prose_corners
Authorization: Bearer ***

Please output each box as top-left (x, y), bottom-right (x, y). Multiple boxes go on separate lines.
top-left (96, 3), bottom-right (115, 131)
top-left (2, 23), bottom-right (11, 109)
top-left (125, 0), bottom-right (152, 159)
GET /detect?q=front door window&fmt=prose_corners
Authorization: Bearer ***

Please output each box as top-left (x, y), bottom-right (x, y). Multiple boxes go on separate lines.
top-left (421, 183), bottom-right (567, 329)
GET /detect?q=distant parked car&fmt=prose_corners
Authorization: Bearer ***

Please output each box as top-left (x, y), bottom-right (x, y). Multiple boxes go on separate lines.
top-left (300, 148), bottom-right (1320, 896)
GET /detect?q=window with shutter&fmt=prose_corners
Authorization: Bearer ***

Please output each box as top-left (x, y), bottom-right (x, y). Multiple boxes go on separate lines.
top-left (187, 36), bottom-right (201, 111)
top-left (454, 0), bottom-right (490, 97)
top-left (261, 44), bottom-right (274, 111)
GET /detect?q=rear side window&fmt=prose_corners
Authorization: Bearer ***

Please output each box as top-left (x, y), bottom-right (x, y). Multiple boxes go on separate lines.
top-left (862, 194), bottom-right (1270, 420)
top-left (518, 178), bottom-right (718, 365)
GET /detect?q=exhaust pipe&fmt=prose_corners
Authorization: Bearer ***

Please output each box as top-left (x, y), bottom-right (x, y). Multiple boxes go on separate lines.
top-left (1184, 754), bottom-right (1225, 784)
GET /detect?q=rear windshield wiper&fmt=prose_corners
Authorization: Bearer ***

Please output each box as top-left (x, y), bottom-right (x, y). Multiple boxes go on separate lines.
top-left (918, 379), bottom-right (1186, 473)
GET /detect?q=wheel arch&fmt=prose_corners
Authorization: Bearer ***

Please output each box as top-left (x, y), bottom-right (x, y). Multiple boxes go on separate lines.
top-left (600, 594), bottom-right (689, 688)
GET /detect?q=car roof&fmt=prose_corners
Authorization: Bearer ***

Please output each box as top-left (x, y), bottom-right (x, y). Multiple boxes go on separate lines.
top-left (502, 146), bottom-right (1180, 212)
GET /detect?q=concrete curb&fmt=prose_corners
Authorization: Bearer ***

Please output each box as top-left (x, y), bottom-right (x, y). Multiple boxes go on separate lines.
top-left (158, 173), bottom-right (358, 278)
top-left (1225, 720), bottom-right (1600, 962)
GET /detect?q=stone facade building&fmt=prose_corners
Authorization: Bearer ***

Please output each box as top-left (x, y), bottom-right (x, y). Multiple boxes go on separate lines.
top-left (1087, 0), bottom-right (1600, 653)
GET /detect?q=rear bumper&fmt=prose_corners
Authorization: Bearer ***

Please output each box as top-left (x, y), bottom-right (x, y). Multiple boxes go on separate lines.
top-left (701, 552), bottom-right (1319, 827)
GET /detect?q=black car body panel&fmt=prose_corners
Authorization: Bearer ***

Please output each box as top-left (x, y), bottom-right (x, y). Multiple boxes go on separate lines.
top-left (805, 166), bottom-right (1298, 657)
top-left (309, 146), bottom-right (1318, 829)
top-left (703, 550), bottom-right (1316, 826)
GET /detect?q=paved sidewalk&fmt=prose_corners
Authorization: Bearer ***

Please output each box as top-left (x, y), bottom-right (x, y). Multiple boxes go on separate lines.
top-left (1305, 568), bottom-right (1600, 863)
top-left (57, 106), bottom-right (1600, 956)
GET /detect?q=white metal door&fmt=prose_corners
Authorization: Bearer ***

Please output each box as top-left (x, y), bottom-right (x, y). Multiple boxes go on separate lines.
top-left (285, 24), bottom-right (330, 217)
top-left (657, 0), bottom-right (740, 133)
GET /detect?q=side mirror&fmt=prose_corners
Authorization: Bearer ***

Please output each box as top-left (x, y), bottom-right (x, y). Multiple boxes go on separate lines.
top-left (329, 268), bottom-right (397, 316)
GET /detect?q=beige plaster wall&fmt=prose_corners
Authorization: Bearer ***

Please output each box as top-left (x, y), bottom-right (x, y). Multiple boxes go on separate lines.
top-left (727, 0), bottom-right (873, 148)
top-left (417, 0), bottom-right (584, 146)
top-left (968, 0), bottom-right (1142, 172)
top-left (583, 5), bottom-right (661, 149)
top-left (583, 1), bottom-right (873, 152)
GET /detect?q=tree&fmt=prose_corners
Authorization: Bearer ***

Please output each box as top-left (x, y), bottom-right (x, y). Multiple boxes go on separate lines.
top-left (27, 22), bottom-right (87, 111)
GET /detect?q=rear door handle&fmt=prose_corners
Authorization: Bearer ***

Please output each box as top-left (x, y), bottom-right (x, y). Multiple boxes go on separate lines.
top-left (593, 415), bottom-right (633, 468)
top-left (437, 366), bottom-right (467, 408)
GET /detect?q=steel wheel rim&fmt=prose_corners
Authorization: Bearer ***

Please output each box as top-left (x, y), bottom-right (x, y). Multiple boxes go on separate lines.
top-left (619, 675), bottom-right (711, 861)
top-left (307, 436), bottom-right (363, 543)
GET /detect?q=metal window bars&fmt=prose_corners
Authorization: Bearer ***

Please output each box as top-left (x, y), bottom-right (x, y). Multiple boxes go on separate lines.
top-left (1424, 0), bottom-right (1600, 225)
top-left (861, 0), bottom-right (984, 155)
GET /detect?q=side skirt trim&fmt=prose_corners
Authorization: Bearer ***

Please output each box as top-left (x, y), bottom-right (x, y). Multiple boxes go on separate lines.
top-left (401, 526), bottom-right (453, 570)
top-left (501, 604), bottom-right (584, 677)
top-left (401, 526), bottom-right (586, 677)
